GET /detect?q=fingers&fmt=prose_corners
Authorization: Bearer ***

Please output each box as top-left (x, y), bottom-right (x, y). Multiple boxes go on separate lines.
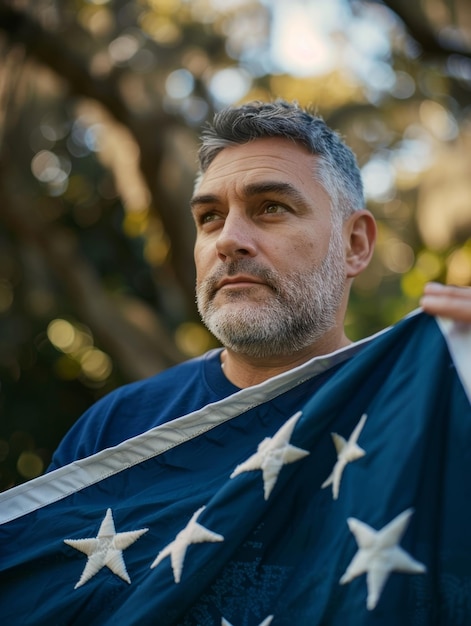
top-left (420, 282), bottom-right (471, 323)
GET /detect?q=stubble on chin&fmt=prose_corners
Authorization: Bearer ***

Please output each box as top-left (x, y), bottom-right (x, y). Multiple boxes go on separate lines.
top-left (195, 229), bottom-right (346, 358)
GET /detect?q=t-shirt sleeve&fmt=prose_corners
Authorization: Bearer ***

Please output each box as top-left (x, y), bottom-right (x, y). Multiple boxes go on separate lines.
top-left (47, 391), bottom-right (121, 470)
top-left (47, 349), bottom-right (234, 471)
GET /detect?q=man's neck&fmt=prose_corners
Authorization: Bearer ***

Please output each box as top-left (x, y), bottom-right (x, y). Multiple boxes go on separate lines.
top-left (220, 333), bottom-right (352, 388)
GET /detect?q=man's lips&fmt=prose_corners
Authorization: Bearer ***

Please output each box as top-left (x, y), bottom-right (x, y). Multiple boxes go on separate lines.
top-left (215, 275), bottom-right (266, 290)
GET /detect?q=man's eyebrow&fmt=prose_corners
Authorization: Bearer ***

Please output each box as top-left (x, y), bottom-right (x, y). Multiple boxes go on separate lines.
top-left (243, 181), bottom-right (306, 203)
top-left (190, 181), bottom-right (306, 210)
top-left (190, 194), bottom-right (219, 210)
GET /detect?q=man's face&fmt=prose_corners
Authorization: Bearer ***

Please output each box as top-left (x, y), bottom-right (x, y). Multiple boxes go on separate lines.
top-left (191, 137), bottom-right (348, 358)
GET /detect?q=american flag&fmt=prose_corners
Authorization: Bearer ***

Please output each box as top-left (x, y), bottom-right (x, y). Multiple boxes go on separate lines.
top-left (0, 312), bottom-right (470, 625)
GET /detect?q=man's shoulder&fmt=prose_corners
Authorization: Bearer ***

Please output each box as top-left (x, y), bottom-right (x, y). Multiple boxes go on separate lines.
top-left (48, 350), bottom-right (225, 469)
top-left (102, 348), bottom-right (223, 405)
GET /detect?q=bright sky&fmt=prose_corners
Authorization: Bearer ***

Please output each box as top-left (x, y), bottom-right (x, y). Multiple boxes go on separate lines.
top-left (268, 0), bottom-right (394, 86)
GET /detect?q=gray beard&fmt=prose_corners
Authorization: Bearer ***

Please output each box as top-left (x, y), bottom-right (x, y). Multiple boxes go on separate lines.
top-left (196, 226), bottom-right (346, 359)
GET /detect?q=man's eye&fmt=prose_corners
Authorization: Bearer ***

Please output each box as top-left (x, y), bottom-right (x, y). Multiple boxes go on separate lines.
top-left (264, 203), bottom-right (287, 214)
top-left (200, 212), bottom-right (220, 224)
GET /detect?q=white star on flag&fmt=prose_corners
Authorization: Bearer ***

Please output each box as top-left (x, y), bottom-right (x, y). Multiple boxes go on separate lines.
top-left (222, 617), bottom-right (274, 626)
top-left (340, 508), bottom-right (426, 610)
top-left (322, 413), bottom-right (367, 499)
top-left (151, 506), bottom-right (224, 583)
top-left (230, 411), bottom-right (309, 500)
top-left (64, 508), bottom-right (148, 589)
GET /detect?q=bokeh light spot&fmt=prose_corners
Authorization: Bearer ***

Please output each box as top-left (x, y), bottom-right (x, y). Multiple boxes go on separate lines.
top-left (109, 34), bottom-right (140, 63)
top-left (446, 245), bottom-right (471, 286)
top-left (175, 322), bottom-right (214, 357)
top-left (165, 69), bottom-right (194, 99)
top-left (419, 100), bottom-right (459, 141)
top-left (47, 319), bottom-right (77, 352)
top-left (401, 268), bottom-right (429, 299)
top-left (381, 240), bottom-right (415, 274)
top-left (415, 250), bottom-right (443, 281)
top-left (209, 67), bottom-right (251, 105)
top-left (17, 452), bottom-right (44, 480)
top-left (361, 158), bottom-right (395, 201)
top-left (80, 348), bottom-right (113, 382)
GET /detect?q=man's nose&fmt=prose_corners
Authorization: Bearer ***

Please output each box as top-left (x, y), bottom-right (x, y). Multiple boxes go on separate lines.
top-left (215, 213), bottom-right (257, 262)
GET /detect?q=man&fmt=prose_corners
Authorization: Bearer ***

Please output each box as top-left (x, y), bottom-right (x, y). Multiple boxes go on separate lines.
top-left (2, 101), bottom-right (471, 625)
top-left (47, 100), bottom-right (471, 467)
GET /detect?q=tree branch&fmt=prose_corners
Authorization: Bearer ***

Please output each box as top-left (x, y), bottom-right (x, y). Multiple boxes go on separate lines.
top-left (372, 0), bottom-right (471, 59)
top-left (0, 2), bottom-right (200, 305)
top-left (0, 173), bottom-right (184, 381)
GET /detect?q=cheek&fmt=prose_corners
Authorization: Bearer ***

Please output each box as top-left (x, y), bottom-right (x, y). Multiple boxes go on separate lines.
top-left (194, 243), bottom-right (213, 281)
top-left (284, 236), bottom-right (327, 267)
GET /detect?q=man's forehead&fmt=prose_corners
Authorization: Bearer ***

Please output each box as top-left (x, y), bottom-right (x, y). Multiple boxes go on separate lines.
top-left (203, 136), bottom-right (313, 167)
top-left (194, 138), bottom-right (318, 196)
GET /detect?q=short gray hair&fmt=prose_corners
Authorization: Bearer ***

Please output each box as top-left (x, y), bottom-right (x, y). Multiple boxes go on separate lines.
top-left (196, 100), bottom-right (364, 219)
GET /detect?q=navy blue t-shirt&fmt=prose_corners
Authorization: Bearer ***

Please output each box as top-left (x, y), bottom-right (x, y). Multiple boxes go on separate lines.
top-left (49, 349), bottom-right (348, 470)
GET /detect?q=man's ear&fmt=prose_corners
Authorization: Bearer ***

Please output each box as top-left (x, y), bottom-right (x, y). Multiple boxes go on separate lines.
top-left (344, 210), bottom-right (377, 278)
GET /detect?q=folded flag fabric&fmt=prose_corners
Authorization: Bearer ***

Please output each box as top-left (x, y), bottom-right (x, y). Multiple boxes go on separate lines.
top-left (0, 311), bottom-right (470, 626)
